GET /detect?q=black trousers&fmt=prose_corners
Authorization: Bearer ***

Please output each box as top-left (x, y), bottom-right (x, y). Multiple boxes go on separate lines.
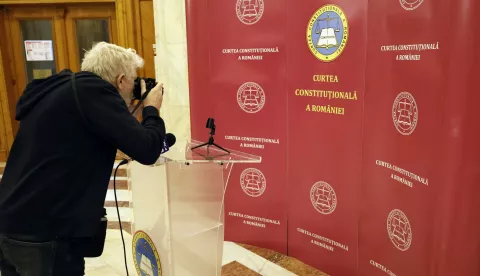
top-left (0, 233), bottom-right (85, 276)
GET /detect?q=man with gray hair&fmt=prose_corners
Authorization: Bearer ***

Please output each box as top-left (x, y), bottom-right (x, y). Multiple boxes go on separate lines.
top-left (0, 42), bottom-right (165, 275)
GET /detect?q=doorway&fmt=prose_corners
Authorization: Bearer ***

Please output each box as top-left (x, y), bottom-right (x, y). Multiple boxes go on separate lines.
top-left (1, 3), bottom-right (117, 135)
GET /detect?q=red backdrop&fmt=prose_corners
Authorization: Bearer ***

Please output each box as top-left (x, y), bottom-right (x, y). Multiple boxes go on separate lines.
top-left (185, 0), bottom-right (480, 275)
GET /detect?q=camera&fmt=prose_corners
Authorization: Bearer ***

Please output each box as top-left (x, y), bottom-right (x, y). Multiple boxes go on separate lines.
top-left (133, 77), bottom-right (159, 100)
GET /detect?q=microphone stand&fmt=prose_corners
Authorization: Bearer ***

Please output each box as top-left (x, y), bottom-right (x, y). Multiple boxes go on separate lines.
top-left (191, 124), bottom-right (230, 154)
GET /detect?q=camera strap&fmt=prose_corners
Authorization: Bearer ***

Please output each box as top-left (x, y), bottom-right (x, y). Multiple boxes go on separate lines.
top-left (130, 88), bottom-right (153, 115)
top-left (130, 98), bottom-right (143, 115)
top-left (71, 72), bottom-right (89, 127)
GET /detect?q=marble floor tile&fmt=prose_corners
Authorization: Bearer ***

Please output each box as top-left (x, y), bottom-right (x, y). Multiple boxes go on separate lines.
top-left (86, 265), bottom-right (124, 276)
top-left (84, 257), bottom-right (107, 272)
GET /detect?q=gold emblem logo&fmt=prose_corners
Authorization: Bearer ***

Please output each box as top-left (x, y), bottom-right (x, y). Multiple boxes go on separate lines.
top-left (306, 5), bottom-right (349, 62)
top-left (133, 230), bottom-right (162, 276)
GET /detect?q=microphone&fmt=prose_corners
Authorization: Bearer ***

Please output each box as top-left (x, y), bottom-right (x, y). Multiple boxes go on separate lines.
top-left (161, 133), bottom-right (176, 153)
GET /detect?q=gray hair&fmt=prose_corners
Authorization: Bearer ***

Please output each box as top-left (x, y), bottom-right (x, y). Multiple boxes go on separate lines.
top-left (81, 42), bottom-right (144, 83)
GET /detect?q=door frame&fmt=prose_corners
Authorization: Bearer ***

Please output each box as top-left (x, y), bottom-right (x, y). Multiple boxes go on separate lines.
top-left (0, 10), bottom-right (14, 157)
top-left (0, 0), bottom-right (137, 156)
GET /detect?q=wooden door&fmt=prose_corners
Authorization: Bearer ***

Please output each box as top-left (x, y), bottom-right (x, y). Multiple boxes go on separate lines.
top-left (65, 4), bottom-right (117, 72)
top-left (0, 3), bottom-right (118, 160)
top-left (5, 6), bottom-right (69, 135)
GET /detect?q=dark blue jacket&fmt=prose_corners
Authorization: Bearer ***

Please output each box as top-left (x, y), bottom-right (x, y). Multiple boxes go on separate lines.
top-left (0, 69), bottom-right (165, 238)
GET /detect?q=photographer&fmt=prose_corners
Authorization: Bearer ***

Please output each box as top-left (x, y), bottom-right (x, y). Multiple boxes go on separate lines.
top-left (0, 42), bottom-right (165, 275)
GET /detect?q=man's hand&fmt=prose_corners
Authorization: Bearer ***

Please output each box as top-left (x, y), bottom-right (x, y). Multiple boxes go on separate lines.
top-left (141, 80), bottom-right (164, 110)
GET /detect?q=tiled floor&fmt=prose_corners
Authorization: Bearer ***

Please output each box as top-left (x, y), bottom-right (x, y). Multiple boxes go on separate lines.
top-left (85, 230), bottom-right (327, 276)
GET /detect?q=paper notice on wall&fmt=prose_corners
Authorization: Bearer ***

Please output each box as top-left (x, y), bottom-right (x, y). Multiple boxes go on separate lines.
top-left (24, 40), bottom-right (54, 61)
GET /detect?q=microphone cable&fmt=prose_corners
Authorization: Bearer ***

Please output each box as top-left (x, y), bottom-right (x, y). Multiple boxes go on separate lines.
top-left (114, 158), bottom-right (130, 276)
top-left (113, 104), bottom-right (140, 276)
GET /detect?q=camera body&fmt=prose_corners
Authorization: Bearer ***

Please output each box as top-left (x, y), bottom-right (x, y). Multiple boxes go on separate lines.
top-left (133, 77), bottom-right (158, 100)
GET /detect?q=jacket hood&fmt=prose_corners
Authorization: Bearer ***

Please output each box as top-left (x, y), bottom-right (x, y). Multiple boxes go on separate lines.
top-left (15, 69), bottom-right (74, 121)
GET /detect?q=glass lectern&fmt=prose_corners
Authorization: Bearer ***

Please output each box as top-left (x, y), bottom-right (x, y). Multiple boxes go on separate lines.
top-left (127, 139), bottom-right (261, 276)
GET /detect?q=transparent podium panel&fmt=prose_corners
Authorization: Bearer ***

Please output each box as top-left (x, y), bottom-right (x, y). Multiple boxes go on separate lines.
top-left (128, 140), bottom-right (261, 276)
top-left (158, 139), bottom-right (262, 164)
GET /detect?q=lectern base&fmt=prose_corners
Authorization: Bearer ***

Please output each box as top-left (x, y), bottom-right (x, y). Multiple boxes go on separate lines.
top-left (128, 140), bottom-right (261, 276)
top-left (129, 161), bottom-right (225, 276)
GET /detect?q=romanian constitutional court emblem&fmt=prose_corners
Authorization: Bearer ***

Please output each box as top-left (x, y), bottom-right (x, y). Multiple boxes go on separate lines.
top-left (399, 0), bottom-right (424, 10)
top-left (236, 0), bottom-right (264, 25)
top-left (392, 91), bottom-right (418, 135)
top-left (133, 231), bottom-right (162, 276)
top-left (387, 209), bottom-right (412, 251)
top-left (306, 4), bottom-right (349, 62)
top-left (240, 168), bottom-right (266, 197)
top-left (237, 82), bottom-right (266, 114)
top-left (310, 181), bottom-right (337, 215)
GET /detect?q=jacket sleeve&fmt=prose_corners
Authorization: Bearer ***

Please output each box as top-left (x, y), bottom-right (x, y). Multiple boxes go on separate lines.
top-left (76, 77), bottom-right (165, 165)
